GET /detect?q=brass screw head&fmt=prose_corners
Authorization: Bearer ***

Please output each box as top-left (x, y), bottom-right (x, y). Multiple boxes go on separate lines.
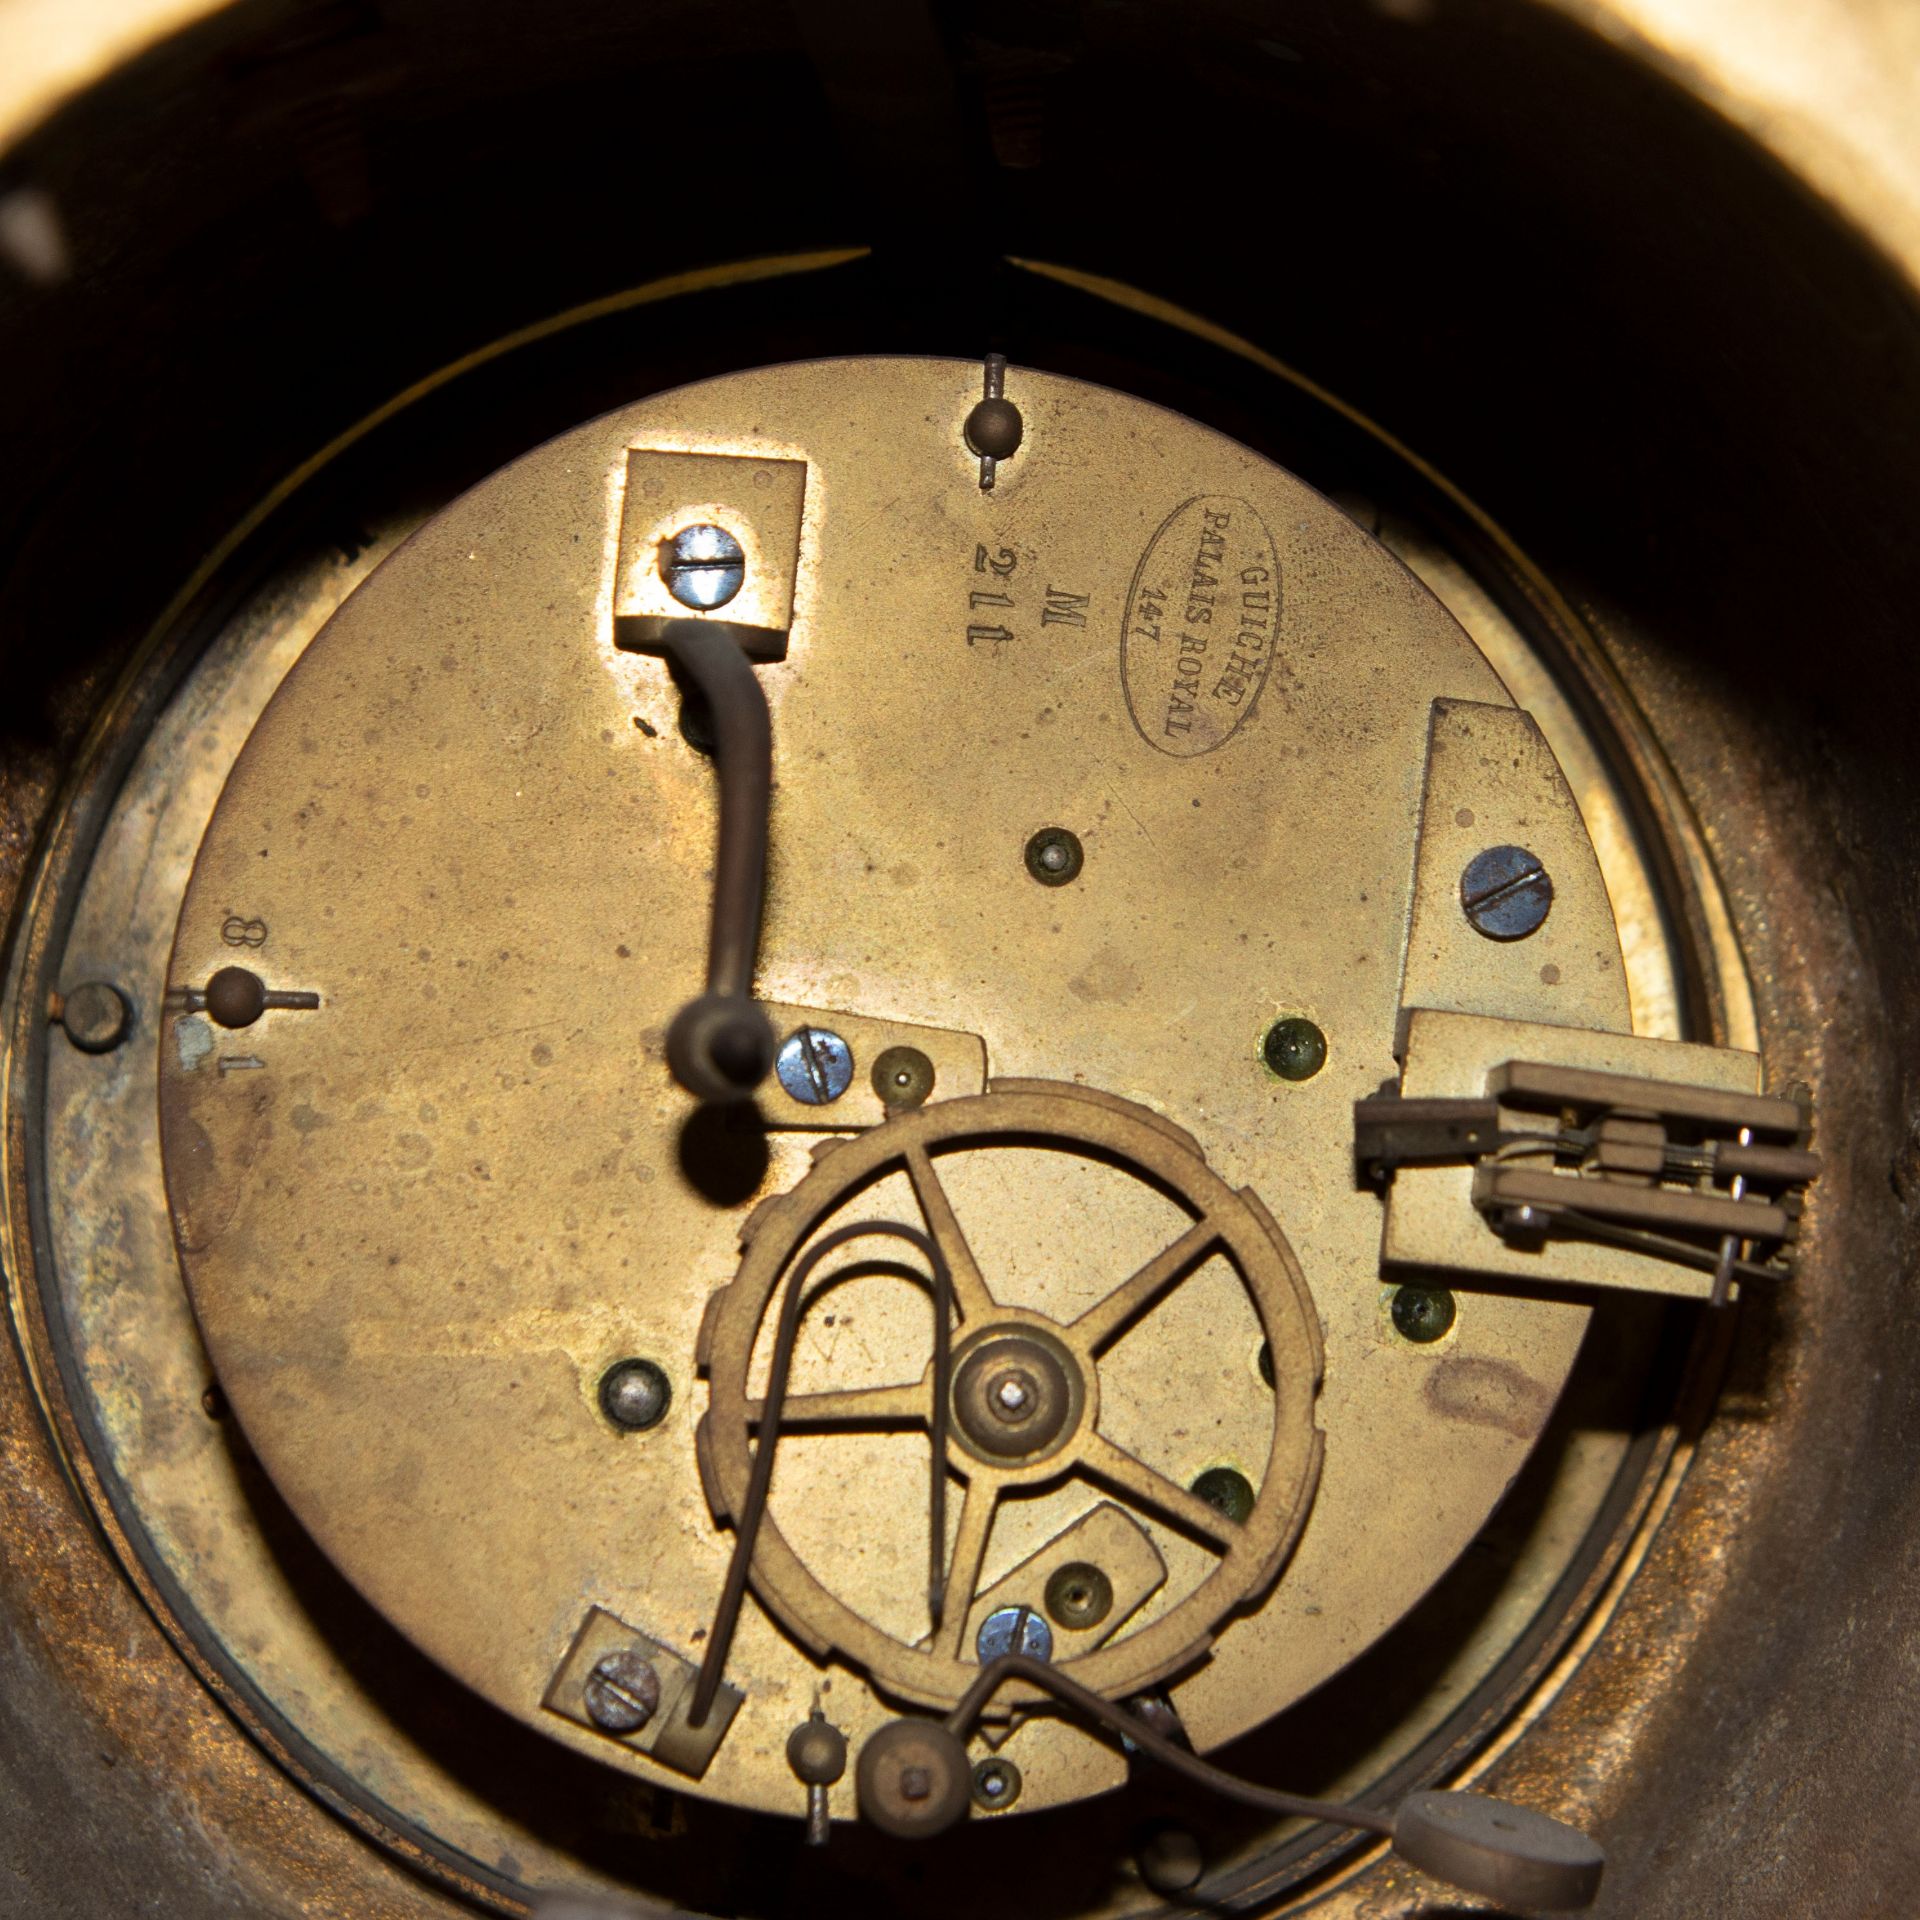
top-left (1025, 826), bottom-right (1084, 886)
top-left (872, 1045), bottom-right (936, 1108)
top-left (1044, 1560), bottom-right (1114, 1630)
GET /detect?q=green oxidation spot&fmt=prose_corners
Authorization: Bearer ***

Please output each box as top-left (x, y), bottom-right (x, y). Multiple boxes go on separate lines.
top-left (1190, 1466), bottom-right (1255, 1524)
top-left (1262, 1016), bottom-right (1326, 1081)
top-left (1391, 1285), bottom-right (1457, 1344)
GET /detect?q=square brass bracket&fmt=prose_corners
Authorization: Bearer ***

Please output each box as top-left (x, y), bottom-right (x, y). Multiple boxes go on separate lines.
top-left (543, 1605), bottom-right (743, 1779)
top-left (941, 1502), bottom-right (1168, 1743)
top-left (751, 1002), bottom-right (988, 1131)
top-left (612, 449), bottom-right (807, 662)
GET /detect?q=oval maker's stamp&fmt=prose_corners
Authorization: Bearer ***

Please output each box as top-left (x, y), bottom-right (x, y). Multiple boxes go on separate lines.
top-left (1120, 494), bottom-right (1279, 756)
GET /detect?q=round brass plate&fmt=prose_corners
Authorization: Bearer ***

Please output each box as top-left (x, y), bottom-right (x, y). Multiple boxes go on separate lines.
top-left (156, 356), bottom-right (1622, 1816)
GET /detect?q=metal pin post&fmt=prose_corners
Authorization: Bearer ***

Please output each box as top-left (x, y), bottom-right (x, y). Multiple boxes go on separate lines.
top-left (964, 353), bottom-right (1023, 490)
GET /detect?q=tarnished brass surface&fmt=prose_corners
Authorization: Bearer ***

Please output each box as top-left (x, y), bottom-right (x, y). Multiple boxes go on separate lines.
top-left (1016, 260), bottom-right (1741, 1060)
top-left (0, 372), bottom-right (1690, 1902)
top-left (8, 2), bottom-right (1913, 1906)
top-left (1399, 700), bottom-right (1629, 1026)
top-left (156, 357), bottom-right (1632, 1819)
top-left (7, 453), bottom-right (1685, 1900)
top-left (13, 527), bottom-right (702, 1901)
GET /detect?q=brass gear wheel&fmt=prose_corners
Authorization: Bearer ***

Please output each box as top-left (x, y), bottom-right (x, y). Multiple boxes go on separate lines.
top-left (695, 1080), bottom-right (1325, 1713)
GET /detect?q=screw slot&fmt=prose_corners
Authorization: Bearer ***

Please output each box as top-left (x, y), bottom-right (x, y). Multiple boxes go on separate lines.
top-left (976, 1605), bottom-right (1053, 1663)
top-left (776, 1027), bottom-right (855, 1105)
top-left (584, 1648), bottom-right (661, 1733)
